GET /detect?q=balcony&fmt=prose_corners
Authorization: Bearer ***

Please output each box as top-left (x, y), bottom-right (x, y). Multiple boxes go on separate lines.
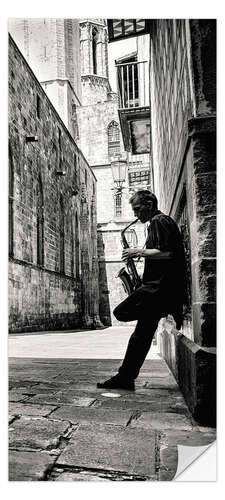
top-left (115, 60), bottom-right (151, 155)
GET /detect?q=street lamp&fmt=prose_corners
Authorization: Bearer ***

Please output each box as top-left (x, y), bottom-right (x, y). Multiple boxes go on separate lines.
top-left (110, 156), bottom-right (127, 192)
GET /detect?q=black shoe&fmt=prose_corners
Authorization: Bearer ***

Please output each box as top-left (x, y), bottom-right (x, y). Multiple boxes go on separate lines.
top-left (97, 374), bottom-right (135, 391)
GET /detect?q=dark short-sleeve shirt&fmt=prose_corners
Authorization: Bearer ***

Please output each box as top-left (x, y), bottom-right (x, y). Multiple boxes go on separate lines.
top-left (142, 210), bottom-right (186, 327)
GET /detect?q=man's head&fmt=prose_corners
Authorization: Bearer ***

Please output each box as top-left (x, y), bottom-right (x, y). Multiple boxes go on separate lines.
top-left (129, 190), bottom-right (158, 223)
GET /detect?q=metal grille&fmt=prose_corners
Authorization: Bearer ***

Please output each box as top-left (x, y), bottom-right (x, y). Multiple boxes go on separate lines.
top-left (114, 192), bottom-right (122, 217)
top-left (116, 60), bottom-right (149, 109)
top-left (128, 169), bottom-right (150, 186)
top-left (108, 122), bottom-right (120, 159)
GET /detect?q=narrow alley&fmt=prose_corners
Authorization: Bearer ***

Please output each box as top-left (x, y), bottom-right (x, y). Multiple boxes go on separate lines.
top-left (8, 327), bottom-right (216, 481)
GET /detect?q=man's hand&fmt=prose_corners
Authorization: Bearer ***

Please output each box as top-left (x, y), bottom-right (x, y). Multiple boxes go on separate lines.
top-left (122, 248), bottom-right (141, 261)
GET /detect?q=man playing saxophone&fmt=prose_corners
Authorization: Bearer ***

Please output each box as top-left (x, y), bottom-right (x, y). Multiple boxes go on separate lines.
top-left (97, 189), bottom-right (186, 391)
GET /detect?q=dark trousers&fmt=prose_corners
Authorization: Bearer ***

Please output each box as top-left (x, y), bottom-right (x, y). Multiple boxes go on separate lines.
top-left (113, 287), bottom-right (162, 380)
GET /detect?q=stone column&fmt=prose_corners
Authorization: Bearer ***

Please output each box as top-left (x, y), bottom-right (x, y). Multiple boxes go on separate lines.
top-left (91, 196), bottom-right (104, 328)
top-left (80, 188), bottom-right (93, 328)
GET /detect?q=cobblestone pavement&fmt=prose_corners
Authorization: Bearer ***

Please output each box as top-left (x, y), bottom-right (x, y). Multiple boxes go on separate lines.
top-left (8, 327), bottom-right (216, 481)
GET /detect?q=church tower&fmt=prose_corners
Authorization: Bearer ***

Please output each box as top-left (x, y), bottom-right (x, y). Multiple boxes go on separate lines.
top-left (79, 19), bottom-right (111, 105)
top-left (8, 18), bottom-right (81, 140)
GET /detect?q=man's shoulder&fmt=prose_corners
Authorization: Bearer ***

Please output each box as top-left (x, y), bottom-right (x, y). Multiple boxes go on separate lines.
top-left (152, 211), bottom-right (175, 224)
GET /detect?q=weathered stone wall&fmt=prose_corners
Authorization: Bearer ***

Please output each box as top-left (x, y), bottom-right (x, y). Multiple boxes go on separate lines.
top-left (151, 20), bottom-right (216, 346)
top-left (150, 20), bottom-right (216, 423)
top-left (8, 35), bottom-right (99, 332)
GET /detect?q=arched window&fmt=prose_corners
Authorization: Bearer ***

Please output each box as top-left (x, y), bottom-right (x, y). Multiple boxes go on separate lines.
top-left (114, 191), bottom-right (122, 217)
top-left (59, 195), bottom-right (65, 273)
top-left (92, 29), bottom-right (98, 74)
top-left (75, 212), bottom-right (80, 279)
top-left (8, 143), bottom-right (14, 258)
top-left (108, 121), bottom-right (120, 160)
top-left (71, 216), bottom-right (75, 277)
top-left (37, 175), bottom-right (44, 266)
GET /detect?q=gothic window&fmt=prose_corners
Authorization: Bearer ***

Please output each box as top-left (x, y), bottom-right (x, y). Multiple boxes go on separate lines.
top-left (92, 29), bottom-right (98, 75)
top-left (59, 195), bottom-right (65, 273)
top-left (72, 102), bottom-right (79, 139)
top-left (8, 143), bottom-right (14, 258)
top-left (58, 127), bottom-right (62, 170)
top-left (108, 121), bottom-right (120, 160)
top-left (36, 175), bottom-right (44, 266)
top-left (71, 217), bottom-right (75, 277)
top-left (75, 213), bottom-right (80, 278)
top-left (114, 191), bottom-right (122, 217)
top-left (36, 94), bottom-right (41, 118)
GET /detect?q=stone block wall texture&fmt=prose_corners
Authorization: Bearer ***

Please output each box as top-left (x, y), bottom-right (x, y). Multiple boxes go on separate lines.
top-left (158, 325), bottom-right (216, 426)
top-left (8, 35), bottom-right (99, 332)
top-left (151, 20), bottom-right (216, 423)
top-left (151, 19), bottom-right (216, 348)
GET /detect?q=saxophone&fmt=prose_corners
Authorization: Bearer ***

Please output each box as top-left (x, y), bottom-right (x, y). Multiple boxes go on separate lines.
top-left (117, 219), bottom-right (142, 295)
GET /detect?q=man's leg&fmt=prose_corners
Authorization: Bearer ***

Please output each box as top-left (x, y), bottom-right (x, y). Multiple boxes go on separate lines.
top-left (118, 315), bottom-right (160, 380)
top-left (97, 311), bottom-right (161, 390)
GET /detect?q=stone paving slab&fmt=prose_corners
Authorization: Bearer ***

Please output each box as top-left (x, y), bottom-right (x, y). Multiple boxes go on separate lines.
top-left (129, 412), bottom-right (192, 431)
top-left (9, 393), bottom-right (31, 403)
top-left (95, 388), bottom-right (187, 403)
top-left (92, 397), bottom-right (187, 415)
top-left (9, 416), bottom-right (71, 450)
top-left (160, 429), bottom-right (216, 446)
top-left (9, 402), bottom-right (58, 417)
top-left (54, 471), bottom-right (109, 481)
top-left (9, 450), bottom-right (56, 481)
top-left (49, 405), bottom-right (133, 426)
top-left (57, 422), bottom-right (157, 477)
top-left (9, 380), bottom-right (40, 389)
top-left (28, 393), bottom-right (96, 407)
top-left (9, 387), bottom-right (39, 395)
top-left (158, 429), bottom-right (217, 481)
top-left (145, 378), bottom-right (179, 389)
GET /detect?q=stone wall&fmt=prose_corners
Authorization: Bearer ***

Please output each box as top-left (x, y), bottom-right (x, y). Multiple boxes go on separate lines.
top-left (8, 35), bottom-right (100, 333)
top-left (150, 20), bottom-right (216, 424)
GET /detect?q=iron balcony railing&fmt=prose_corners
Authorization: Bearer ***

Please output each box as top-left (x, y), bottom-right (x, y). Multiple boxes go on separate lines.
top-left (115, 60), bottom-right (149, 109)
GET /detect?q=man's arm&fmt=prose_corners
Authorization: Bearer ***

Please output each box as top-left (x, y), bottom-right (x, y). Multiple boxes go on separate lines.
top-left (122, 248), bottom-right (172, 261)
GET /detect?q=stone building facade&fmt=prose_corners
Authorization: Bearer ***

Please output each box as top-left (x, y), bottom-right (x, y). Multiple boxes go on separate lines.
top-left (78, 19), bottom-right (151, 325)
top-left (8, 35), bottom-right (100, 332)
top-left (149, 19), bottom-right (216, 424)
